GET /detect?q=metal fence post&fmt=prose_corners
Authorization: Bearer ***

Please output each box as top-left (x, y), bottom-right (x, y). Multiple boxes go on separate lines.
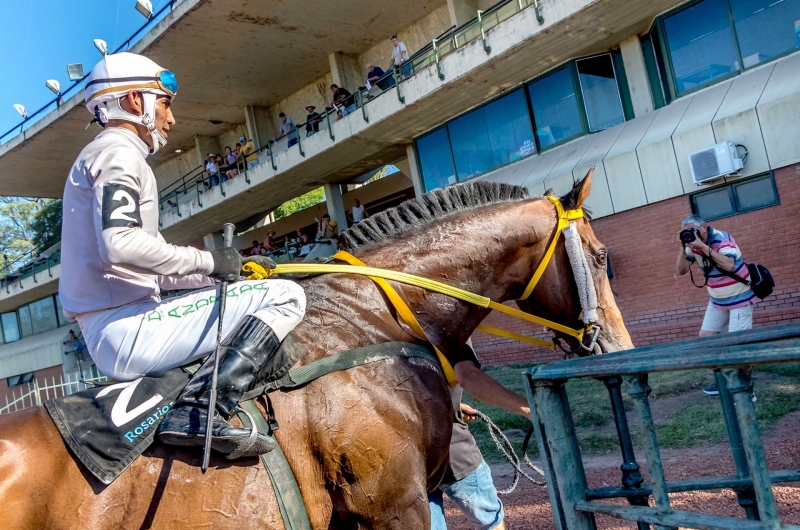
top-left (243, 160), bottom-right (250, 184)
top-left (358, 91), bottom-right (369, 123)
top-left (32, 262), bottom-right (37, 284)
top-left (432, 39), bottom-right (445, 80)
top-left (196, 181), bottom-right (204, 208)
top-left (33, 378), bottom-right (41, 406)
top-left (47, 256), bottom-right (52, 278)
top-left (533, 0), bottom-right (545, 24)
top-left (296, 130), bottom-right (305, 157)
top-left (478, 10), bottom-right (492, 53)
top-left (393, 66), bottom-right (405, 103)
top-left (269, 143), bottom-right (277, 170)
top-left (326, 110), bottom-right (335, 141)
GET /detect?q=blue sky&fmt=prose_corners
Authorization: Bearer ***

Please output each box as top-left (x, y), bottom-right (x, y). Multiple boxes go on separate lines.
top-left (0, 0), bottom-right (173, 143)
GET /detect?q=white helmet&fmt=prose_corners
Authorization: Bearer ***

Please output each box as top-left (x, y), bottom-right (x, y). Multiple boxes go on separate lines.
top-left (84, 52), bottom-right (178, 154)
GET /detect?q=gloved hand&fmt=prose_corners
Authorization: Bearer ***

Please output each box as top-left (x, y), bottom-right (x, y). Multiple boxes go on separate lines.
top-left (209, 247), bottom-right (242, 282)
top-left (244, 255), bottom-right (277, 270)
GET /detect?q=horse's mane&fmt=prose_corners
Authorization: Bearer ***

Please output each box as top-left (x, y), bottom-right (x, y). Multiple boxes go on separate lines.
top-left (339, 180), bottom-right (531, 252)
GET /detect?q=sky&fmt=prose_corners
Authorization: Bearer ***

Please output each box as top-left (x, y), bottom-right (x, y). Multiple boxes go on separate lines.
top-left (0, 0), bottom-right (174, 143)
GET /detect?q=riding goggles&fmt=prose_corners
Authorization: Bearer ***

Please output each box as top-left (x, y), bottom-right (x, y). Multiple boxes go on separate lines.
top-left (85, 69), bottom-right (179, 98)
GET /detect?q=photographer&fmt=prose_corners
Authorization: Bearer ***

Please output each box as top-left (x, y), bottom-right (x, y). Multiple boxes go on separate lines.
top-left (675, 214), bottom-right (756, 396)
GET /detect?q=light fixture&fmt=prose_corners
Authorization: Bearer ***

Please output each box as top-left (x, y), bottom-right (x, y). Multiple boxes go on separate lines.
top-left (135, 0), bottom-right (153, 19)
top-left (13, 104), bottom-right (27, 119)
top-left (66, 63), bottom-right (85, 81)
top-left (93, 39), bottom-right (108, 56)
top-left (45, 79), bottom-right (61, 96)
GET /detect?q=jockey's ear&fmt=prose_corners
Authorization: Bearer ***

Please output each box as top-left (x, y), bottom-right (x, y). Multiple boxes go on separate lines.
top-left (560, 166), bottom-right (594, 210)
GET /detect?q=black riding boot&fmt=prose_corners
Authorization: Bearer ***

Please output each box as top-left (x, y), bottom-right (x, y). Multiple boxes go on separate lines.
top-left (158, 315), bottom-right (280, 458)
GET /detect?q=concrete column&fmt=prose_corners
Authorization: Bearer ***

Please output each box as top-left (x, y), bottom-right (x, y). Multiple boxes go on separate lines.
top-left (619, 35), bottom-right (654, 117)
top-left (328, 52), bottom-right (363, 93)
top-left (244, 105), bottom-right (261, 150)
top-left (447, 0), bottom-right (479, 27)
top-left (193, 135), bottom-right (221, 168)
top-left (404, 145), bottom-right (425, 197)
top-left (323, 182), bottom-right (348, 231)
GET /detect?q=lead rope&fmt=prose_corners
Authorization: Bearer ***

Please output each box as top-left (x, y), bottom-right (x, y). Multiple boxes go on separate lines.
top-left (473, 409), bottom-right (546, 494)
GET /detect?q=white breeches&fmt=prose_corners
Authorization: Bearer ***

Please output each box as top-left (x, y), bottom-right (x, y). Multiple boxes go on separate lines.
top-left (77, 280), bottom-right (306, 381)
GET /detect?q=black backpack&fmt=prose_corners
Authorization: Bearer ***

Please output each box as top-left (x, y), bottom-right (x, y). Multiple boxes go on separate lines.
top-left (718, 263), bottom-right (775, 300)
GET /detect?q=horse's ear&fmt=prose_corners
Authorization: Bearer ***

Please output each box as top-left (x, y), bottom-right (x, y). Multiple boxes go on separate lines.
top-left (544, 187), bottom-right (555, 197)
top-left (560, 166), bottom-right (594, 210)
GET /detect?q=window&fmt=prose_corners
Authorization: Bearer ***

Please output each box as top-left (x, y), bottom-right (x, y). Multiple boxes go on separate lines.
top-left (653, 0), bottom-right (800, 98)
top-left (691, 173), bottom-right (779, 220)
top-left (55, 295), bottom-right (69, 327)
top-left (7, 372), bottom-right (34, 388)
top-left (417, 128), bottom-right (456, 191)
top-left (528, 67), bottom-right (584, 149)
top-left (18, 305), bottom-right (33, 338)
top-left (576, 55), bottom-right (626, 132)
top-left (449, 109), bottom-right (494, 180)
top-left (1, 312), bottom-right (20, 344)
top-left (28, 297), bottom-right (58, 335)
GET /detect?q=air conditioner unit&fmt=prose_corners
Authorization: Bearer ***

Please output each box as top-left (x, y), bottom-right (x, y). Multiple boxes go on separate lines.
top-left (689, 142), bottom-right (744, 185)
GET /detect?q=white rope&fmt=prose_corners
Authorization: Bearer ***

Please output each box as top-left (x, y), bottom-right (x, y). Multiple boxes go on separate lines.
top-left (562, 222), bottom-right (598, 324)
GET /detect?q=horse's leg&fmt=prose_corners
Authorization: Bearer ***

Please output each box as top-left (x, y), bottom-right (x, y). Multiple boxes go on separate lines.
top-left (275, 358), bottom-right (451, 529)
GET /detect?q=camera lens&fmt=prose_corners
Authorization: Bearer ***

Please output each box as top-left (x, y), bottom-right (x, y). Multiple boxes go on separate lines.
top-left (680, 228), bottom-right (696, 244)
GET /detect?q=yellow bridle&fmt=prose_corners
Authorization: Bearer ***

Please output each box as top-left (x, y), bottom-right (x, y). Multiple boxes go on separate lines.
top-left (245, 196), bottom-right (591, 386)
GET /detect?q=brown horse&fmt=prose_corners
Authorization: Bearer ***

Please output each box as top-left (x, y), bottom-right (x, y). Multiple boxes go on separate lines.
top-left (0, 170), bottom-right (632, 529)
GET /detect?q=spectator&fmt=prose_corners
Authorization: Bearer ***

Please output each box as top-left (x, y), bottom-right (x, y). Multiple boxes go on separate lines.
top-left (336, 108), bottom-right (344, 121)
top-left (167, 200), bottom-right (177, 208)
top-left (317, 214), bottom-right (338, 239)
top-left (295, 228), bottom-right (309, 243)
top-left (330, 84), bottom-right (354, 116)
top-left (389, 35), bottom-right (408, 68)
top-left (224, 146), bottom-right (239, 179)
top-left (263, 230), bottom-right (277, 252)
top-left (347, 198), bottom-right (369, 226)
top-left (205, 153), bottom-right (220, 187)
top-left (239, 136), bottom-right (258, 170)
top-left (64, 330), bottom-right (85, 355)
top-left (234, 143), bottom-right (244, 172)
top-left (214, 154), bottom-right (228, 182)
top-left (249, 240), bottom-right (263, 256)
top-left (278, 112), bottom-right (299, 148)
top-left (305, 105), bottom-right (322, 137)
top-left (365, 63), bottom-right (386, 86)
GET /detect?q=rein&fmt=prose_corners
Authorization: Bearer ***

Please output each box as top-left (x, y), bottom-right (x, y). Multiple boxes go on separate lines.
top-left (246, 196), bottom-right (597, 385)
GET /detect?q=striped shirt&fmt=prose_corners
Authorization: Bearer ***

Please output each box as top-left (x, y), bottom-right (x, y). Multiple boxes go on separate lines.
top-left (692, 228), bottom-right (756, 310)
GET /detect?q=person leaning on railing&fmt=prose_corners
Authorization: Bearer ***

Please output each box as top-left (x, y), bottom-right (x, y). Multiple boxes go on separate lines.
top-left (276, 113), bottom-right (298, 148)
top-left (205, 153), bottom-right (220, 187)
top-left (305, 105), bottom-right (322, 137)
top-left (223, 146), bottom-right (238, 179)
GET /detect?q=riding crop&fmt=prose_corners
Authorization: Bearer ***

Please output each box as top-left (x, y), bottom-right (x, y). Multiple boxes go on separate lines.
top-left (202, 222), bottom-right (235, 473)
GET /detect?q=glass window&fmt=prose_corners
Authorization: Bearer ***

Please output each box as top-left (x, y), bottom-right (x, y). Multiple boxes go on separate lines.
top-left (730, 0), bottom-right (800, 67)
top-left (693, 186), bottom-right (736, 220)
top-left (417, 128), bottom-right (456, 191)
top-left (483, 89), bottom-right (536, 167)
top-left (55, 295), bottom-right (69, 327)
top-left (448, 108), bottom-right (494, 181)
top-left (29, 297), bottom-right (58, 335)
top-left (663, 0), bottom-right (739, 94)
top-left (528, 67), bottom-right (584, 149)
top-left (576, 54), bottom-right (625, 132)
top-left (1, 312), bottom-right (20, 344)
top-left (7, 372), bottom-right (34, 388)
top-left (18, 306), bottom-right (33, 338)
top-left (733, 174), bottom-right (779, 211)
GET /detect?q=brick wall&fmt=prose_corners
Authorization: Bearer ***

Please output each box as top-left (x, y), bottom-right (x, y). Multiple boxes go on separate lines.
top-left (473, 163), bottom-right (800, 365)
top-left (0, 364), bottom-right (64, 407)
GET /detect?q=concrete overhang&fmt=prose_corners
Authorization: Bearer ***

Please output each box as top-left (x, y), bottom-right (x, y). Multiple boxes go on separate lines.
top-left (0, 0), bottom-right (443, 198)
top-left (159, 0), bottom-right (685, 244)
top-left (0, 265), bottom-right (60, 313)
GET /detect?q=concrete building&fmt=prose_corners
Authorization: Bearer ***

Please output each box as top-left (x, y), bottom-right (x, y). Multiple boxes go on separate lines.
top-left (1, 0), bottom-right (800, 392)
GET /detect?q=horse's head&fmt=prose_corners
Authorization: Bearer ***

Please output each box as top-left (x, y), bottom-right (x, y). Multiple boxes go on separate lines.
top-left (513, 169), bottom-right (633, 354)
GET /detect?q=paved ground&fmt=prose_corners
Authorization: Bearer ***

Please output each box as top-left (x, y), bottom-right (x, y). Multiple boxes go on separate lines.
top-left (445, 412), bottom-right (800, 529)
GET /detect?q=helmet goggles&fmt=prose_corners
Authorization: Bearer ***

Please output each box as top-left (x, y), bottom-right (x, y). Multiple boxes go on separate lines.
top-left (86, 69), bottom-right (178, 99)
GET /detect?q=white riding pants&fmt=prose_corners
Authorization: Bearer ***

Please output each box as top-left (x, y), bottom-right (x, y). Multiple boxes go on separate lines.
top-left (77, 280), bottom-right (306, 381)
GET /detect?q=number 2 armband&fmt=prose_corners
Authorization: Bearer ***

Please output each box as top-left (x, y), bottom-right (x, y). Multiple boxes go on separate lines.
top-left (102, 184), bottom-right (143, 229)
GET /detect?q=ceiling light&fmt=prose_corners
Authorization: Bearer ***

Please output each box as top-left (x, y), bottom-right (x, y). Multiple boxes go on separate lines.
top-left (45, 79), bottom-right (61, 96)
top-left (93, 39), bottom-right (108, 56)
top-left (67, 63), bottom-right (85, 81)
top-left (13, 104), bottom-right (27, 119)
top-left (135, 0), bottom-right (153, 19)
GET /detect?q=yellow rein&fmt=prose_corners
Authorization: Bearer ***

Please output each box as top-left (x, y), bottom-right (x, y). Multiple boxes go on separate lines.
top-left (245, 196), bottom-right (588, 386)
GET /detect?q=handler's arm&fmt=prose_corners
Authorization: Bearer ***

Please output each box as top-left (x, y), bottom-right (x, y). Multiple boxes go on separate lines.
top-left (455, 361), bottom-right (531, 420)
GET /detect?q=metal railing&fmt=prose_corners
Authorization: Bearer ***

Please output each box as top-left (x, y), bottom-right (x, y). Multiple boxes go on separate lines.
top-left (156, 0), bottom-right (544, 214)
top-left (525, 321), bottom-right (800, 530)
top-left (0, 371), bottom-right (108, 415)
top-left (1, 248), bottom-right (61, 295)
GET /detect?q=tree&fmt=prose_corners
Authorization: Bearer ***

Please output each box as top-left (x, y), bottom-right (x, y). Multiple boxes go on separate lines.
top-left (0, 198), bottom-right (39, 262)
top-left (31, 199), bottom-right (63, 251)
top-left (274, 187), bottom-right (325, 221)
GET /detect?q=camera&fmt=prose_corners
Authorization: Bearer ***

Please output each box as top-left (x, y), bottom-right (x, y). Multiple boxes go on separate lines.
top-left (679, 228), bottom-right (698, 244)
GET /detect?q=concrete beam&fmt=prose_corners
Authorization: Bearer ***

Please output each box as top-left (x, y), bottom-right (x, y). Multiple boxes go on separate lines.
top-left (328, 52), bottom-right (363, 94)
top-left (447, 0), bottom-right (478, 27)
top-left (619, 35), bottom-right (654, 118)
top-left (323, 182), bottom-right (348, 232)
top-left (193, 135), bottom-right (221, 168)
top-left (403, 145), bottom-right (425, 197)
top-left (244, 106), bottom-right (261, 150)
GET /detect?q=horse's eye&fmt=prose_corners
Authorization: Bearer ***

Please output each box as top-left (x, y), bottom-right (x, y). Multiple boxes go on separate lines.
top-left (595, 251), bottom-right (607, 265)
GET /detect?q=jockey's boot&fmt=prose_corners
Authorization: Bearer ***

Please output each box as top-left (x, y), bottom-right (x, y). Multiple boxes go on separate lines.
top-left (157, 315), bottom-right (279, 459)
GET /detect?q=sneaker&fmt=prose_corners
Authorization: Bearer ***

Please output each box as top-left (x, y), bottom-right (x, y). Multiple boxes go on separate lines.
top-left (703, 383), bottom-right (719, 395)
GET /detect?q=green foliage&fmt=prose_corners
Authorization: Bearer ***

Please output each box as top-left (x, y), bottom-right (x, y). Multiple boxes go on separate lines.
top-left (31, 199), bottom-right (63, 251)
top-left (273, 188), bottom-right (325, 221)
top-left (0, 198), bottom-right (39, 262)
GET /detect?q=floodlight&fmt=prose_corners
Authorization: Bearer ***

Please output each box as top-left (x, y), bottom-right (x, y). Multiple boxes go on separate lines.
top-left (67, 63), bottom-right (85, 81)
top-left (135, 0), bottom-right (153, 18)
top-left (46, 79), bottom-right (61, 96)
top-left (13, 104), bottom-right (27, 119)
top-left (94, 39), bottom-right (108, 56)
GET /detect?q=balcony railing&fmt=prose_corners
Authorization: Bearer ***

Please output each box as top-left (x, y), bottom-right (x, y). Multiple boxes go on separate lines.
top-left (157, 0), bottom-right (544, 216)
top-left (1, 247), bottom-right (61, 295)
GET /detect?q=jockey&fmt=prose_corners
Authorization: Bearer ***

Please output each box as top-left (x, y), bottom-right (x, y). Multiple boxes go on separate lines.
top-left (60, 52), bottom-right (306, 459)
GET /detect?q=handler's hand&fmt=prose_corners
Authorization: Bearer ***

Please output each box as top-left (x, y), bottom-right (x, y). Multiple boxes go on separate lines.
top-left (460, 403), bottom-right (479, 422)
top-left (244, 255), bottom-right (277, 272)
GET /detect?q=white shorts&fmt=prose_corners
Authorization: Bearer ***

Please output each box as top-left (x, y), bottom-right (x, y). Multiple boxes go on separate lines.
top-left (77, 280), bottom-right (305, 381)
top-left (700, 301), bottom-right (754, 333)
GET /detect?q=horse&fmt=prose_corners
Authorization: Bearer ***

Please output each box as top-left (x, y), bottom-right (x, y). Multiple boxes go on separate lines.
top-left (0, 169), bottom-right (632, 529)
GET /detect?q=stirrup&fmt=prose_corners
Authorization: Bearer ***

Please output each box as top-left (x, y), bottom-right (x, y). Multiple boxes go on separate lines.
top-left (226, 405), bottom-right (261, 460)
